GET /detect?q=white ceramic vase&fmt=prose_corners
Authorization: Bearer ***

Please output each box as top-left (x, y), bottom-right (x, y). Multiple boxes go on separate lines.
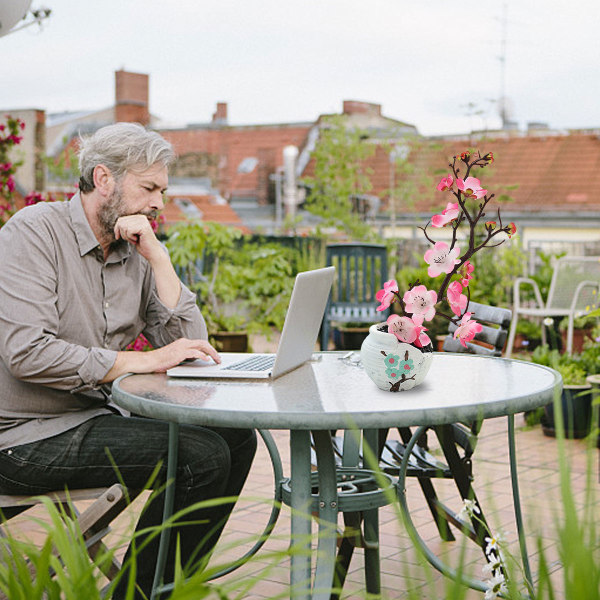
top-left (360, 322), bottom-right (434, 392)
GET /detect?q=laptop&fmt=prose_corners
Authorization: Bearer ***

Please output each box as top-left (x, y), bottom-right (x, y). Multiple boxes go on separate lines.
top-left (166, 266), bottom-right (335, 379)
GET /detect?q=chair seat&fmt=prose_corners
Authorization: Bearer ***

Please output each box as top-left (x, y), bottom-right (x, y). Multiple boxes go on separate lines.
top-left (0, 487), bottom-right (117, 508)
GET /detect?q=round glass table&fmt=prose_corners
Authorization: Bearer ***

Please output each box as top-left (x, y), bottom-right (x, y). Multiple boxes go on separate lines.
top-left (112, 352), bottom-right (561, 599)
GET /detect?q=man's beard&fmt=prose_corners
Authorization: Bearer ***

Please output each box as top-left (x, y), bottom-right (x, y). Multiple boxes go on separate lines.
top-left (98, 184), bottom-right (127, 243)
top-left (97, 185), bottom-right (159, 244)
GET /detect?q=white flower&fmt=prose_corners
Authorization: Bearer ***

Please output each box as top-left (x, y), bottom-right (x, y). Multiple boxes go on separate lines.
top-left (484, 571), bottom-right (508, 599)
top-left (457, 498), bottom-right (480, 520)
top-left (485, 532), bottom-right (505, 557)
top-left (482, 552), bottom-right (504, 577)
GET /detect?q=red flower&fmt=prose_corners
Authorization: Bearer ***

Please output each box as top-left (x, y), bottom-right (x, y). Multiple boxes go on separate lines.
top-left (507, 222), bottom-right (517, 238)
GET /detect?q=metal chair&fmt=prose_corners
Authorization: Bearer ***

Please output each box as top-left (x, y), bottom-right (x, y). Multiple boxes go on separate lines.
top-left (320, 243), bottom-right (389, 351)
top-left (506, 255), bottom-right (600, 356)
top-left (0, 484), bottom-right (129, 584)
top-left (310, 302), bottom-right (512, 594)
top-left (382, 301), bottom-right (512, 550)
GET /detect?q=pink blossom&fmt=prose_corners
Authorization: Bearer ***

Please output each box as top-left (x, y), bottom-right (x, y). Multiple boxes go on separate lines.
top-left (6, 177), bottom-right (14, 192)
top-left (410, 313), bottom-right (431, 348)
top-left (456, 177), bottom-right (487, 199)
top-left (431, 202), bottom-right (460, 228)
top-left (459, 261), bottom-right (474, 287)
top-left (453, 313), bottom-right (483, 348)
top-left (436, 175), bottom-right (454, 192)
top-left (376, 279), bottom-right (399, 312)
top-left (387, 314), bottom-right (418, 344)
top-left (424, 241), bottom-right (461, 277)
top-left (403, 284), bottom-right (437, 321)
top-left (447, 281), bottom-right (468, 316)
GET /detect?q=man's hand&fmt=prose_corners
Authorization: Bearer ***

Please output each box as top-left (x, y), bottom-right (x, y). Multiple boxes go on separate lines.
top-left (115, 214), bottom-right (182, 308)
top-left (101, 338), bottom-right (221, 383)
top-left (150, 338), bottom-right (221, 372)
top-left (114, 215), bottom-right (163, 263)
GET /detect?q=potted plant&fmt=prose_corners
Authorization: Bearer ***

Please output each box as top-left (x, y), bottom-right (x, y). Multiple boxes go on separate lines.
top-left (559, 314), bottom-right (599, 354)
top-left (166, 221), bottom-right (295, 351)
top-left (530, 345), bottom-right (593, 438)
top-left (512, 319), bottom-right (542, 353)
top-left (333, 322), bottom-right (372, 350)
top-left (363, 149), bottom-right (518, 392)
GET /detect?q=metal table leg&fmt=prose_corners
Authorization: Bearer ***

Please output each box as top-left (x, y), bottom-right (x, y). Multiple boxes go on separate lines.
top-left (312, 430), bottom-right (340, 600)
top-left (508, 414), bottom-right (533, 589)
top-left (290, 430), bottom-right (313, 600)
top-left (151, 421), bottom-right (179, 600)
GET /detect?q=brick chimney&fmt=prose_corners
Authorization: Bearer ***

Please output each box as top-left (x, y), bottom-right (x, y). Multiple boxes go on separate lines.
top-left (342, 100), bottom-right (382, 117)
top-left (212, 102), bottom-right (228, 125)
top-left (115, 70), bottom-right (150, 125)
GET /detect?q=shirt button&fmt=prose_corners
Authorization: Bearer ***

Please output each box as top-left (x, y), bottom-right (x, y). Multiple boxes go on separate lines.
top-left (105, 302), bottom-right (109, 309)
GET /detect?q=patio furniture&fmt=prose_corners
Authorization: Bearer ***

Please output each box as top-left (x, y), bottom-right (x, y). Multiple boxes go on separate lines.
top-left (0, 484), bottom-right (128, 582)
top-left (332, 301), bottom-right (512, 579)
top-left (506, 255), bottom-right (600, 356)
top-left (112, 353), bottom-right (559, 599)
top-left (320, 243), bottom-right (389, 350)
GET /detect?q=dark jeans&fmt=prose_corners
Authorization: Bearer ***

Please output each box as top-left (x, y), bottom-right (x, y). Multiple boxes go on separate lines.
top-left (0, 414), bottom-right (257, 599)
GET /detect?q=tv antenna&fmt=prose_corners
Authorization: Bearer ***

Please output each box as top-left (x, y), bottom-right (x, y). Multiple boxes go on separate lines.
top-left (498, 1), bottom-right (509, 127)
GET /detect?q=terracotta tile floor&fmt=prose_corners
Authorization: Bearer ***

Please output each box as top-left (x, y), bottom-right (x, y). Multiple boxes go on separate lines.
top-left (205, 417), bottom-right (598, 599)
top-left (5, 414), bottom-right (599, 599)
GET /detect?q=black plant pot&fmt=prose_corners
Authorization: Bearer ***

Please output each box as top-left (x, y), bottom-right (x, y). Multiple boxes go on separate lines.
top-left (334, 327), bottom-right (371, 350)
top-left (541, 384), bottom-right (592, 439)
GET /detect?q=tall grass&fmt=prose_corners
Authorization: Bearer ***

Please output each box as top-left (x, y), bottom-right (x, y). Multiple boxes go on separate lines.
top-left (0, 420), bottom-right (598, 599)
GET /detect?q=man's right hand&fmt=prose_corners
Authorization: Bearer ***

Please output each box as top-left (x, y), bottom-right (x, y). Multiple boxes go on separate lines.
top-left (149, 338), bottom-right (221, 372)
top-left (101, 338), bottom-right (221, 383)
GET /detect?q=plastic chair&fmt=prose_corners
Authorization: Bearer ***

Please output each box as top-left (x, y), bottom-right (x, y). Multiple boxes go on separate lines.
top-left (0, 484), bottom-right (129, 583)
top-left (506, 255), bottom-right (600, 356)
top-left (320, 243), bottom-right (389, 351)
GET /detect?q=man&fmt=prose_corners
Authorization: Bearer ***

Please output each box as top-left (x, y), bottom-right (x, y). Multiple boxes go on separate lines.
top-left (0, 122), bottom-right (256, 598)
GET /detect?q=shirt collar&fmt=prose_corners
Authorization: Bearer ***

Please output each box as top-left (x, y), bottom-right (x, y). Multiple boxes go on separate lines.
top-left (69, 192), bottom-right (131, 262)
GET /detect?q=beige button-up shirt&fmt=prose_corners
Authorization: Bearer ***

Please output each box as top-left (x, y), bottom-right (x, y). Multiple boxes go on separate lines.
top-left (0, 193), bottom-right (206, 450)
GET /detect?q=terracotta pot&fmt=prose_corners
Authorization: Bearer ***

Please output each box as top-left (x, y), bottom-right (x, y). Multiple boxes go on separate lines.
top-left (560, 328), bottom-right (593, 353)
top-left (360, 323), bottom-right (434, 392)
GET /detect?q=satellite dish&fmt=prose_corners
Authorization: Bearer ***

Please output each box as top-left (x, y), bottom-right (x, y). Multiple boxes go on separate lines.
top-left (0, 0), bottom-right (33, 37)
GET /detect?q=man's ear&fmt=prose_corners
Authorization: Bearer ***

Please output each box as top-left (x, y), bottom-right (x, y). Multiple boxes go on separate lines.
top-left (92, 164), bottom-right (114, 197)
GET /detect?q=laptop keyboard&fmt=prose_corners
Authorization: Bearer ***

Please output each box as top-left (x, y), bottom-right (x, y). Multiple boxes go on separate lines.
top-left (222, 355), bottom-right (275, 372)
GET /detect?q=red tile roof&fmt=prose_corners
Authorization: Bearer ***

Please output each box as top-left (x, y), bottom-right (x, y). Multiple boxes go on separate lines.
top-left (162, 194), bottom-right (249, 232)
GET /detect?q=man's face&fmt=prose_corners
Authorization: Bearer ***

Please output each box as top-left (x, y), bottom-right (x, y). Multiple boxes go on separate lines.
top-left (98, 163), bottom-right (168, 241)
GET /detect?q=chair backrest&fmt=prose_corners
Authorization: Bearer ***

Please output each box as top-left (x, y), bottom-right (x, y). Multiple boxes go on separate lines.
top-left (443, 301), bottom-right (512, 357)
top-left (545, 256), bottom-right (600, 312)
top-left (325, 243), bottom-right (389, 324)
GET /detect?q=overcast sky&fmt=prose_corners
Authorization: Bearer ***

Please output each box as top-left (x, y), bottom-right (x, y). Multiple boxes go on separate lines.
top-left (2, 0), bottom-right (599, 136)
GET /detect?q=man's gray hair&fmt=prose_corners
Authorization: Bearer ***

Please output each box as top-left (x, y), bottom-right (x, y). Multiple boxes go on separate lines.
top-left (78, 122), bottom-right (176, 193)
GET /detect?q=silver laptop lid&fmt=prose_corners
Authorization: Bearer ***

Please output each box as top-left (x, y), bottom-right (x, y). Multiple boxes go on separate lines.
top-left (271, 265), bottom-right (335, 377)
